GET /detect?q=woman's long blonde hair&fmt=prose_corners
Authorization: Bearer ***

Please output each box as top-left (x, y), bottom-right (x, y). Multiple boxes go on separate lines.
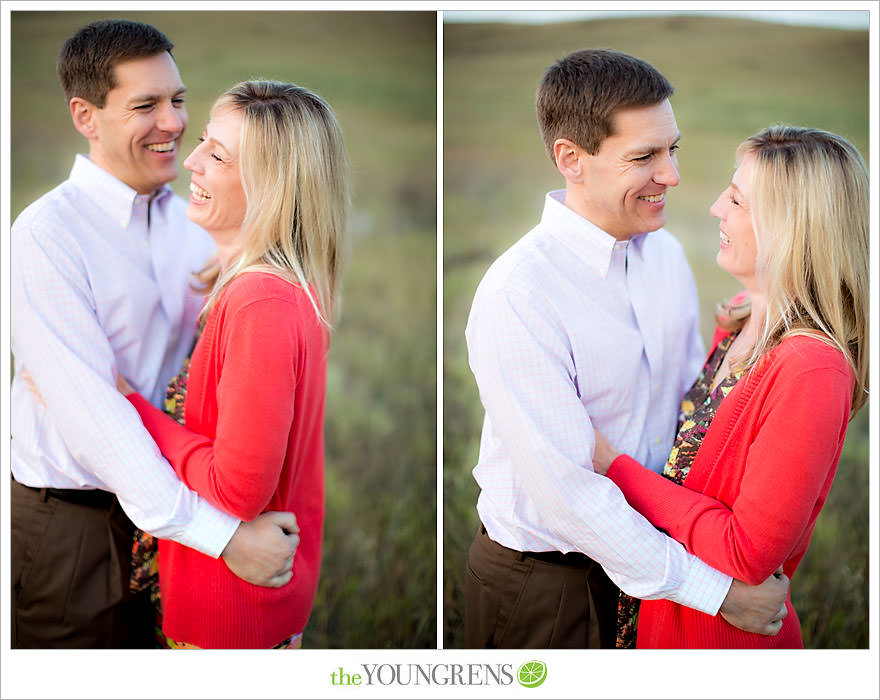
top-left (716, 125), bottom-right (869, 416)
top-left (197, 79), bottom-right (350, 329)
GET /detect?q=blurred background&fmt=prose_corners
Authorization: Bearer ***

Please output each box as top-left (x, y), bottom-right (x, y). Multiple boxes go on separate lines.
top-left (10, 10), bottom-right (437, 648)
top-left (444, 11), bottom-right (870, 649)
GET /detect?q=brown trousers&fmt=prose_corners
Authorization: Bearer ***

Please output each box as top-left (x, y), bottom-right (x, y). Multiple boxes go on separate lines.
top-left (465, 525), bottom-right (619, 648)
top-left (11, 479), bottom-right (155, 648)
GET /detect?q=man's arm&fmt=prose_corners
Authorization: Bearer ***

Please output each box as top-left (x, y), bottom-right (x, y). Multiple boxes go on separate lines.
top-left (466, 284), bottom-right (730, 614)
top-left (10, 218), bottom-right (295, 583)
top-left (20, 371), bottom-right (297, 588)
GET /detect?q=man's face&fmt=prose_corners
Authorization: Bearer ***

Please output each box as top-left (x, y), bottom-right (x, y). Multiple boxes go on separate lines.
top-left (88, 52), bottom-right (187, 194)
top-left (576, 99), bottom-right (681, 239)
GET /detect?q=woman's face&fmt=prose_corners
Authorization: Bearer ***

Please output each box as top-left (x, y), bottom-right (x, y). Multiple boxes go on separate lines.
top-left (710, 152), bottom-right (759, 290)
top-left (183, 106), bottom-right (248, 250)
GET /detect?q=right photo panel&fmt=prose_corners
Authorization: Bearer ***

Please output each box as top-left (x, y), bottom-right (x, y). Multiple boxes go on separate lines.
top-left (443, 9), bottom-right (869, 654)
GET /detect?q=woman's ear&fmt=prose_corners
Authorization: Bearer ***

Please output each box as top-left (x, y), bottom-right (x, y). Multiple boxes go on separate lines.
top-left (553, 138), bottom-right (585, 183)
top-left (69, 97), bottom-right (99, 140)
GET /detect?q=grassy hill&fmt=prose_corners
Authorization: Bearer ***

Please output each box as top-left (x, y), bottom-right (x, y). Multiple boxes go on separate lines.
top-left (444, 14), bottom-right (869, 649)
top-left (10, 10), bottom-right (437, 649)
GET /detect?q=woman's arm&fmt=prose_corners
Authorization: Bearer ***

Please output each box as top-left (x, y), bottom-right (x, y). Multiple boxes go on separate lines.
top-left (126, 294), bottom-right (301, 521)
top-left (601, 362), bottom-right (852, 585)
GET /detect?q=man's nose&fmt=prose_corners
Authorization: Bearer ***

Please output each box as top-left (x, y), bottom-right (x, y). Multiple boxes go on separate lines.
top-left (655, 154), bottom-right (680, 188)
top-left (156, 101), bottom-right (184, 134)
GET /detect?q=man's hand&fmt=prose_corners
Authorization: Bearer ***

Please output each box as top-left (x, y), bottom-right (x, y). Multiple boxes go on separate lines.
top-left (719, 569), bottom-right (790, 635)
top-left (221, 511), bottom-right (300, 588)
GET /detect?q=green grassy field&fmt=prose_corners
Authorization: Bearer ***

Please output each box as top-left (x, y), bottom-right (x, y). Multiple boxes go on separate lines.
top-left (444, 15), bottom-right (869, 649)
top-left (10, 10), bottom-right (437, 648)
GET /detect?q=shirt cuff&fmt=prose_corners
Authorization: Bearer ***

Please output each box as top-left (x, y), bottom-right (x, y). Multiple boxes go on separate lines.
top-left (671, 556), bottom-right (733, 616)
top-left (175, 498), bottom-right (240, 558)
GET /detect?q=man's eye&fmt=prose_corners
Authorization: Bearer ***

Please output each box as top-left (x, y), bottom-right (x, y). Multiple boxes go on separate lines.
top-left (633, 154), bottom-right (651, 162)
top-left (172, 98), bottom-right (185, 106)
top-left (134, 104), bottom-right (154, 111)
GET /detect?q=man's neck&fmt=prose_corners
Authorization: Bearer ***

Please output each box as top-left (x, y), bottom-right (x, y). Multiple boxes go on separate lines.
top-left (84, 153), bottom-right (167, 200)
top-left (562, 188), bottom-right (635, 242)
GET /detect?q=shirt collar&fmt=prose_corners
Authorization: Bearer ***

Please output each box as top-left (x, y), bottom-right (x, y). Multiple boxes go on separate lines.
top-left (69, 154), bottom-right (175, 229)
top-left (540, 190), bottom-right (648, 280)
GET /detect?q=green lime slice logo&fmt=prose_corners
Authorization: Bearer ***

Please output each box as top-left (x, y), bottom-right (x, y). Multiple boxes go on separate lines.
top-left (517, 660), bottom-right (547, 688)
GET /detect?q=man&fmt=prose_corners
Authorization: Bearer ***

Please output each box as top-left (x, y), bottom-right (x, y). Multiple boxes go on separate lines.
top-left (464, 48), bottom-right (789, 648)
top-left (11, 19), bottom-right (298, 648)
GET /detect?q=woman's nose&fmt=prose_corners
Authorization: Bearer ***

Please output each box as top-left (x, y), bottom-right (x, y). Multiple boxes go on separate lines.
top-left (709, 191), bottom-right (726, 219)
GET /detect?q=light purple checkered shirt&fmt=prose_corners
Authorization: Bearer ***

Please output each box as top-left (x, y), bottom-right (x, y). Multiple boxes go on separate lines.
top-left (466, 190), bottom-right (731, 614)
top-left (11, 155), bottom-right (238, 557)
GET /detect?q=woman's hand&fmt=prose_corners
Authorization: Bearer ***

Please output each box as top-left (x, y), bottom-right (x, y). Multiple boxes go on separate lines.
top-left (22, 367), bottom-right (135, 400)
top-left (116, 374), bottom-right (136, 396)
top-left (19, 369), bottom-right (45, 406)
top-left (592, 429), bottom-right (622, 476)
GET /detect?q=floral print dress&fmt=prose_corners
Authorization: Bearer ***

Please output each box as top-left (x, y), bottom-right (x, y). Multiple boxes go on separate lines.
top-left (128, 320), bottom-right (204, 645)
top-left (616, 332), bottom-right (745, 648)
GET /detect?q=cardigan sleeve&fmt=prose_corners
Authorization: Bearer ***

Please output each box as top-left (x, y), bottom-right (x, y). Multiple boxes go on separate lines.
top-left (605, 360), bottom-right (852, 585)
top-left (127, 294), bottom-right (300, 521)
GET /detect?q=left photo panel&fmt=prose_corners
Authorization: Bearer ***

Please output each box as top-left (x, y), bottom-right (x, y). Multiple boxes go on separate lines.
top-left (8, 10), bottom-right (437, 649)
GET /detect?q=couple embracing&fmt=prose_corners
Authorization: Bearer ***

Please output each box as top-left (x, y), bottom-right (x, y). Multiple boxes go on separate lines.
top-left (464, 48), bottom-right (868, 649)
top-left (11, 19), bottom-right (348, 649)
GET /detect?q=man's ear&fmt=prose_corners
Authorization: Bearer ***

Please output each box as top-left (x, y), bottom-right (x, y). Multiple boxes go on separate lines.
top-left (69, 97), bottom-right (99, 140)
top-left (553, 138), bottom-right (585, 183)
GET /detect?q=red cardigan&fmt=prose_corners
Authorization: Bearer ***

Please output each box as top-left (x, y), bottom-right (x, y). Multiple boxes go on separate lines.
top-left (128, 271), bottom-right (327, 648)
top-left (607, 331), bottom-right (853, 648)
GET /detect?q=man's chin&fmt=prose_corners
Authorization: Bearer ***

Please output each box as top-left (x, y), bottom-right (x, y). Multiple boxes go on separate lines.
top-left (642, 215), bottom-right (666, 234)
top-left (142, 167), bottom-right (178, 192)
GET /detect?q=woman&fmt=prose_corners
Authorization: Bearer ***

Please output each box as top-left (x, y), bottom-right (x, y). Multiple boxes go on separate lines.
top-left (592, 125), bottom-right (868, 648)
top-left (119, 80), bottom-right (349, 648)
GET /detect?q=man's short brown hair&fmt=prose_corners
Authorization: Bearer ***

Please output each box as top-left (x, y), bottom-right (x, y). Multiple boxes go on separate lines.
top-left (57, 19), bottom-right (174, 108)
top-left (536, 48), bottom-right (674, 161)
